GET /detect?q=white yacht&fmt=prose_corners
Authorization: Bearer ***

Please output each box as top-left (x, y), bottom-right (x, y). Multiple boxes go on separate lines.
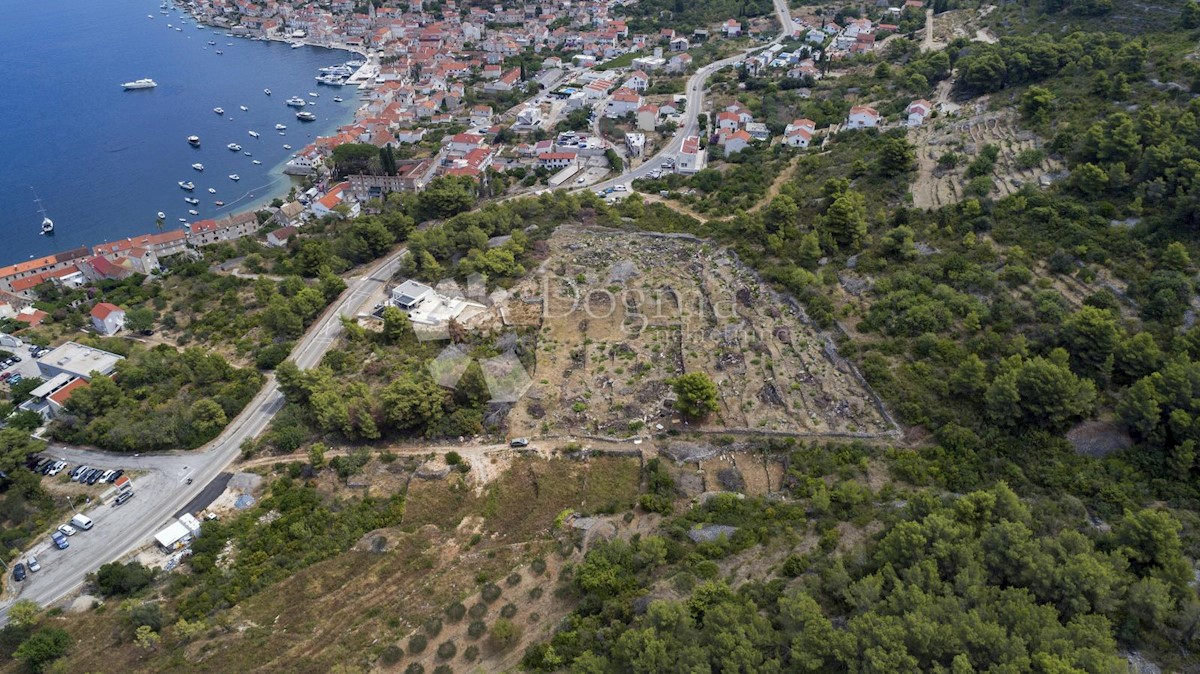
top-left (188, 135), bottom-right (201, 146)
top-left (264, 88), bottom-right (271, 95)
top-left (283, 144), bottom-right (292, 150)
top-left (252, 160), bottom-right (262, 165)
top-left (227, 143), bottom-right (242, 151)
top-left (285, 96), bottom-right (307, 107)
top-left (308, 92), bottom-right (319, 98)
top-left (208, 188), bottom-right (217, 194)
top-left (240, 105), bottom-right (249, 111)
top-left (184, 197), bottom-right (199, 205)
top-left (213, 107), bottom-right (224, 115)
top-left (229, 174), bottom-right (240, 181)
top-left (122, 78), bottom-right (158, 90)
top-left (188, 209), bottom-right (200, 215)
top-left (192, 163), bottom-right (204, 171)
top-left (333, 96), bottom-right (344, 102)
top-left (296, 111), bottom-right (316, 121)
top-left (275, 123), bottom-right (287, 130)
top-left (248, 130), bottom-right (260, 138)
top-left (178, 181), bottom-right (196, 191)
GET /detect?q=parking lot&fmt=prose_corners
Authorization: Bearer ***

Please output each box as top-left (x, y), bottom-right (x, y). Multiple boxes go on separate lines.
top-left (0, 343), bottom-right (46, 389)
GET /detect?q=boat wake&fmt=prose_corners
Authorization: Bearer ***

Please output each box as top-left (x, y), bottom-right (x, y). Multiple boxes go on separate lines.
top-left (219, 175), bottom-right (286, 209)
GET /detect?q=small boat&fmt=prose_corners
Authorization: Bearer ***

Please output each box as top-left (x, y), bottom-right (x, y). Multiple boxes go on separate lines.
top-left (31, 189), bottom-right (54, 235)
top-left (275, 124), bottom-right (287, 130)
top-left (279, 131), bottom-right (286, 135)
top-left (167, 23), bottom-right (172, 27)
top-left (188, 135), bottom-right (201, 146)
top-left (178, 217), bottom-right (188, 223)
top-left (283, 144), bottom-right (292, 150)
top-left (207, 40), bottom-right (216, 45)
top-left (308, 92), bottom-right (319, 98)
top-left (252, 160), bottom-right (262, 165)
top-left (346, 60), bottom-right (364, 68)
top-left (215, 201), bottom-right (225, 206)
top-left (240, 105), bottom-right (248, 111)
top-left (176, 27), bottom-right (182, 32)
top-left (229, 174), bottom-right (240, 181)
top-left (333, 96), bottom-right (343, 102)
top-left (286, 96), bottom-right (307, 107)
top-left (188, 209), bottom-right (199, 215)
top-left (227, 43), bottom-right (233, 46)
top-left (264, 88), bottom-right (271, 95)
top-left (184, 197), bottom-right (199, 205)
top-left (227, 143), bottom-right (242, 151)
top-left (214, 107), bottom-right (224, 114)
top-left (296, 111), bottom-right (316, 121)
top-left (248, 130), bottom-right (259, 138)
top-left (215, 50), bottom-right (223, 55)
top-left (291, 42), bottom-right (303, 49)
top-left (157, 211), bottom-right (166, 219)
top-left (122, 78), bottom-right (158, 90)
top-left (179, 181), bottom-right (196, 190)
top-left (243, 151), bottom-right (252, 156)
top-left (192, 163), bottom-right (204, 171)
top-left (208, 188), bottom-right (217, 194)
top-left (148, 15), bottom-right (154, 19)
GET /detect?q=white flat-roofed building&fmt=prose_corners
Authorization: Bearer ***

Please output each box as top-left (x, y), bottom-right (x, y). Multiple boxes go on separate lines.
top-left (35, 341), bottom-right (124, 381)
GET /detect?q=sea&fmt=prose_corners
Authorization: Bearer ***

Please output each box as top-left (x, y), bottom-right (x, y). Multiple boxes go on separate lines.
top-left (0, 0), bottom-right (360, 266)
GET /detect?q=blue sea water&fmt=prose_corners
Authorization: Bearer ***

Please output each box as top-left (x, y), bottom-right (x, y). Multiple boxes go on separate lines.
top-left (0, 0), bottom-right (359, 265)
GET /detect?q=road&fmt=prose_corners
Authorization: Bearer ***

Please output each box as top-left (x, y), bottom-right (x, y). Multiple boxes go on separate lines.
top-left (0, 249), bottom-right (406, 622)
top-left (585, 0), bottom-right (795, 193)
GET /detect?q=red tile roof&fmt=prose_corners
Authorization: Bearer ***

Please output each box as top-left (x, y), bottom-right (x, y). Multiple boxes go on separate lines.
top-left (90, 302), bottom-right (122, 320)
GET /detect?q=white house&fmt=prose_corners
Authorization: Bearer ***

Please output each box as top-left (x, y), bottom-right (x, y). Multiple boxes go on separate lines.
top-left (720, 129), bottom-right (752, 155)
top-left (89, 302), bottom-right (126, 335)
top-left (677, 136), bottom-right (706, 174)
top-left (722, 19), bottom-right (742, 36)
top-left (605, 87), bottom-right (642, 118)
top-left (846, 105), bottom-right (880, 129)
top-left (391, 279), bottom-right (435, 311)
top-left (266, 226), bottom-right (299, 248)
top-left (906, 99), bottom-right (932, 127)
top-left (538, 151), bottom-right (578, 169)
top-left (625, 132), bottom-right (645, 157)
top-left (784, 118), bottom-right (817, 148)
top-left (623, 70), bottom-right (650, 92)
top-left (716, 111), bottom-right (740, 131)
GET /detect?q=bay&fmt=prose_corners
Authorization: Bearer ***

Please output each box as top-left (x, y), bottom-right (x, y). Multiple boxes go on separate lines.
top-left (0, 0), bottom-right (358, 265)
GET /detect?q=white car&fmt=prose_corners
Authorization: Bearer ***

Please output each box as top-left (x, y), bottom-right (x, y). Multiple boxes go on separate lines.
top-left (614, 185), bottom-right (627, 192)
top-left (27, 557), bottom-right (41, 573)
top-left (575, 177), bottom-right (586, 184)
top-left (58, 524), bottom-right (77, 537)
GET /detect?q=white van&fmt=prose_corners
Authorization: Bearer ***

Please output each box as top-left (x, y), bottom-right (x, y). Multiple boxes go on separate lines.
top-left (70, 513), bottom-right (94, 531)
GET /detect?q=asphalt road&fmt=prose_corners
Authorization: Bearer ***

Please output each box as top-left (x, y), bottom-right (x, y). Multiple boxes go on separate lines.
top-left (586, 0), bottom-right (796, 194)
top-left (0, 248), bottom-right (406, 623)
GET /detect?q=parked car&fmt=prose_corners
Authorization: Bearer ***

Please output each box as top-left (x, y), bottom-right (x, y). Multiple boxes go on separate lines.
top-left (12, 563), bottom-right (26, 582)
top-left (99, 469), bottom-right (115, 483)
top-left (70, 466), bottom-right (88, 482)
top-left (108, 469), bottom-right (124, 483)
top-left (9, 375), bottom-right (21, 384)
top-left (86, 471), bottom-right (101, 485)
top-left (113, 492), bottom-right (134, 506)
top-left (58, 524), bottom-right (77, 537)
top-left (510, 437), bottom-right (530, 448)
top-left (50, 532), bottom-right (68, 549)
top-left (27, 557), bottom-right (40, 573)
top-left (47, 461), bottom-right (66, 476)
top-left (614, 185), bottom-right (627, 192)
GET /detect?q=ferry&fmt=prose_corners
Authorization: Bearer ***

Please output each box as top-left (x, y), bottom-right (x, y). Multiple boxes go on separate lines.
top-left (214, 107), bottom-right (224, 115)
top-left (178, 181), bottom-right (196, 191)
top-left (229, 174), bottom-right (240, 181)
top-left (188, 135), bottom-right (201, 146)
top-left (296, 111), bottom-right (316, 121)
top-left (275, 124), bottom-right (287, 130)
top-left (285, 97), bottom-right (307, 107)
top-left (248, 130), bottom-right (260, 138)
top-left (227, 143), bottom-right (242, 151)
top-left (192, 163), bottom-right (204, 171)
top-left (122, 78), bottom-right (158, 90)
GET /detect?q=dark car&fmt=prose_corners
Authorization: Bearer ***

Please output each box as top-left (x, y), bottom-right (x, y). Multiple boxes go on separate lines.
top-left (108, 469), bottom-right (124, 483)
top-left (113, 491), bottom-right (134, 506)
top-left (87, 471), bottom-right (102, 485)
top-left (12, 563), bottom-right (26, 582)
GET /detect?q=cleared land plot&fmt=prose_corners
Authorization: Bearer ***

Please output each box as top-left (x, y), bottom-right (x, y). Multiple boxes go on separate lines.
top-left (505, 226), bottom-right (892, 438)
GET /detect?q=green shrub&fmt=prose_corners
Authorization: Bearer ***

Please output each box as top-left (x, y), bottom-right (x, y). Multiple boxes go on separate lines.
top-left (463, 644), bottom-right (479, 662)
top-left (433, 666), bottom-right (452, 674)
top-left (445, 602), bottom-right (466, 622)
top-left (424, 617), bottom-right (442, 637)
top-left (404, 664), bottom-right (424, 674)
top-left (408, 633), bottom-right (428, 654)
top-left (529, 587), bottom-right (544, 600)
top-left (481, 583), bottom-right (502, 603)
top-left (468, 602), bottom-right (488, 619)
top-left (381, 644), bottom-right (403, 666)
top-left (530, 558), bottom-right (547, 575)
top-left (506, 572), bottom-right (522, 586)
top-left (500, 603), bottom-right (518, 619)
top-left (437, 640), bottom-right (457, 660)
top-left (467, 620), bottom-right (487, 639)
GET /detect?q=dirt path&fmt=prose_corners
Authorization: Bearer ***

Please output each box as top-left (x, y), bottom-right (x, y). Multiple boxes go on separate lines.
top-left (746, 155), bottom-right (801, 214)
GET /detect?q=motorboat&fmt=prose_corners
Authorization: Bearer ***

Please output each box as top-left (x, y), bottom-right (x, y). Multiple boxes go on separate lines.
top-left (243, 151), bottom-right (252, 156)
top-left (275, 123), bottom-right (287, 130)
top-left (192, 163), bottom-right (204, 171)
top-left (176, 27), bottom-right (182, 32)
top-left (240, 105), bottom-right (248, 111)
top-left (248, 130), bottom-right (259, 138)
top-left (122, 78), bottom-right (158, 90)
top-left (188, 135), bottom-right (201, 146)
top-left (184, 197), bottom-right (199, 205)
top-left (346, 60), bottom-right (365, 68)
top-left (283, 144), bottom-right (292, 150)
top-left (291, 42), bottom-right (303, 49)
top-left (229, 174), bottom-right (240, 181)
top-left (188, 209), bottom-right (199, 215)
top-left (308, 92), bottom-right (319, 98)
top-left (215, 50), bottom-right (223, 55)
top-left (178, 218), bottom-right (188, 223)
top-left (296, 111), bottom-right (316, 121)
top-left (264, 88), bottom-right (271, 95)
top-left (178, 181), bottom-right (196, 190)
top-left (214, 107), bottom-right (224, 114)
top-left (279, 131), bottom-right (286, 136)
top-left (227, 143), bottom-right (242, 151)
top-left (157, 211), bottom-right (166, 220)
top-left (286, 97), bottom-right (307, 107)
top-left (208, 188), bottom-right (217, 194)
top-left (252, 160), bottom-right (262, 165)
top-left (333, 96), bottom-right (344, 102)
top-left (215, 201), bottom-right (225, 206)
top-left (207, 40), bottom-right (216, 45)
